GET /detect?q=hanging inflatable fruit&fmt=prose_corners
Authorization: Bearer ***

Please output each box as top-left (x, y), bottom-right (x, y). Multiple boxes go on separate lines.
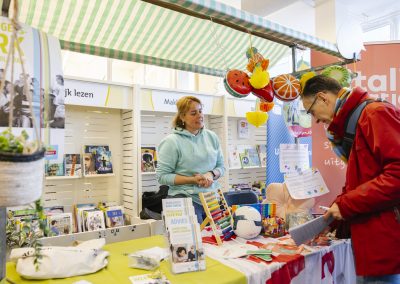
top-left (259, 101), bottom-right (274, 112)
top-left (321, 65), bottom-right (351, 87)
top-left (246, 47), bottom-right (269, 73)
top-left (252, 80), bottom-right (274, 102)
top-left (272, 74), bottom-right (301, 102)
top-left (246, 111), bottom-right (268, 127)
top-left (224, 69), bottom-right (252, 98)
top-left (299, 71), bottom-right (316, 90)
top-left (249, 66), bottom-right (269, 89)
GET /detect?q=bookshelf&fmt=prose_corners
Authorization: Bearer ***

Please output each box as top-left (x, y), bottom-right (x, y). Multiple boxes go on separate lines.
top-left (39, 80), bottom-right (267, 224)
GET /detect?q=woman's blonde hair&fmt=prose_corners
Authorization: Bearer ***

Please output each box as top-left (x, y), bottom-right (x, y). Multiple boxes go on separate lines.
top-left (172, 96), bottom-right (202, 128)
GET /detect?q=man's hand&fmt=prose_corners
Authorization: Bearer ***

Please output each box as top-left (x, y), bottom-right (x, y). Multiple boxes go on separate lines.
top-left (324, 203), bottom-right (343, 221)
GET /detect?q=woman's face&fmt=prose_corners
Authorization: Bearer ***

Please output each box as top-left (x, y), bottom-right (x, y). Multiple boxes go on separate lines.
top-left (181, 101), bottom-right (204, 134)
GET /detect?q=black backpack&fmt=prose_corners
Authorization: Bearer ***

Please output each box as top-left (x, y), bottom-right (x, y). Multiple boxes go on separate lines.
top-left (342, 98), bottom-right (383, 159)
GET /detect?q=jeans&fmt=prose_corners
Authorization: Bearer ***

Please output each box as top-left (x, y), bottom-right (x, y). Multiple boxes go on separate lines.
top-left (167, 194), bottom-right (206, 224)
top-left (357, 274), bottom-right (400, 284)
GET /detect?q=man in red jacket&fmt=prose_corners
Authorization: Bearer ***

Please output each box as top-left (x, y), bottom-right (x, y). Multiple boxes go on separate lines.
top-left (301, 75), bottom-right (400, 283)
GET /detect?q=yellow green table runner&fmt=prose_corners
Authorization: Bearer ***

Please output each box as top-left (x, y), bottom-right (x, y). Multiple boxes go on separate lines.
top-left (6, 235), bottom-right (246, 284)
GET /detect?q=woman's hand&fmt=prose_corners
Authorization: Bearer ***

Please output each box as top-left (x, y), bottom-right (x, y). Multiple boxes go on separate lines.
top-left (193, 173), bottom-right (213, 188)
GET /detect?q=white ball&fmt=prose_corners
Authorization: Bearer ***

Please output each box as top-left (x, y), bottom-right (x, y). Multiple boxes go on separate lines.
top-left (232, 206), bottom-right (262, 239)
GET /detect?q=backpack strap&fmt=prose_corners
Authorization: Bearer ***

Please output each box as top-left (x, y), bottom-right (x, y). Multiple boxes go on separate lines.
top-left (342, 98), bottom-right (383, 159)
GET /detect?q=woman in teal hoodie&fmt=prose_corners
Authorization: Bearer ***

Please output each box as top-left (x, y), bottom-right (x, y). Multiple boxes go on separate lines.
top-left (156, 96), bottom-right (225, 223)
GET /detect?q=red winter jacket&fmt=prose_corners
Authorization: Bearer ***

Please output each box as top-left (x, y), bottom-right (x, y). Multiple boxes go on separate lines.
top-left (334, 90), bottom-right (400, 276)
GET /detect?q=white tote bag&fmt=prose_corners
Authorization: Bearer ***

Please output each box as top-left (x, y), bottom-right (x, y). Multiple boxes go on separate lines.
top-left (10, 239), bottom-right (109, 279)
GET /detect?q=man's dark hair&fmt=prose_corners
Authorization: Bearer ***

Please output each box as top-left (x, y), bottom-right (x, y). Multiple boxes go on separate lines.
top-left (301, 75), bottom-right (342, 98)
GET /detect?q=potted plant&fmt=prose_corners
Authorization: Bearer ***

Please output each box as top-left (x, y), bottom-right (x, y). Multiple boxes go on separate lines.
top-left (1, 129), bottom-right (47, 270)
top-left (0, 128), bottom-right (45, 207)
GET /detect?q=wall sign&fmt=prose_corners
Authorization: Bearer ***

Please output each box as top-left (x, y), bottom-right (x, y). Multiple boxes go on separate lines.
top-left (151, 90), bottom-right (213, 114)
top-left (65, 79), bottom-right (109, 107)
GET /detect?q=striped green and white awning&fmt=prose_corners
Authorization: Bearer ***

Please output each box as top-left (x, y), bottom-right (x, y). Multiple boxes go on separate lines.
top-left (16, 0), bottom-right (340, 77)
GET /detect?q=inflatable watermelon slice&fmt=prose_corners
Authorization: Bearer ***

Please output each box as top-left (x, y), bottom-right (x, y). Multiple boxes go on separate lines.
top-left (224, 69), bottom-right (252, 98)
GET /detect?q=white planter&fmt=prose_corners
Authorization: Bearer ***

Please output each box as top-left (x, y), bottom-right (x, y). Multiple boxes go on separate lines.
top-left (0, 149), bottom-right (45, 207)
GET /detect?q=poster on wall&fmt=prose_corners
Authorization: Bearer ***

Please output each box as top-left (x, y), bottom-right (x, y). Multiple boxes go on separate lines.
top-left (266, 99), bottom-right (312, 184)
top-left (0, 17), bottom-right (65, 169)
top-left (310, 42), bottom-right (400, 212)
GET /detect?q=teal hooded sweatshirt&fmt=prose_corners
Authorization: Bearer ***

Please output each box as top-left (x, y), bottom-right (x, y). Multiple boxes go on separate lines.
top-left (156, 127), bottom-right (225, 203)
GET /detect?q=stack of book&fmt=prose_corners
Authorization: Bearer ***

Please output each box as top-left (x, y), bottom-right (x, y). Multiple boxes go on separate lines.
top-left (162, 198), bottom-right (205, 274)
top-left (74, 202), bottom-right (125, 233)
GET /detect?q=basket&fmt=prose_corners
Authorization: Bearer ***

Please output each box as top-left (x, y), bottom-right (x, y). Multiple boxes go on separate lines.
top-left (0, 148), bottom-right (45, 206)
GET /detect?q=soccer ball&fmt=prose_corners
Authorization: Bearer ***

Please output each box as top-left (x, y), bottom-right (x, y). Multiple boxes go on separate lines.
top-left (232, 206), bottom-right (262, 239)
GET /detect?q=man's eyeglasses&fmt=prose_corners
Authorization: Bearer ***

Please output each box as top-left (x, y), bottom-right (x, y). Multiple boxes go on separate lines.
top-left (306, 96), bottom-right (319, 115)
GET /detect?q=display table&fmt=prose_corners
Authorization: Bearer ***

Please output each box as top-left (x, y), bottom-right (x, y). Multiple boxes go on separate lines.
top-left (6, 235), bottom-right (356, 284)
top-left (203, 236), bottom-right (356, 284)
top-left (6, 235), bottom-right (247, 284)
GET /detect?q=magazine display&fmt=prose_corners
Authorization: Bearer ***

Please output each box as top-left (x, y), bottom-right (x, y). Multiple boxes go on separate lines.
top-left (162, 198), bottom-right (205, 274)
top-left (64, 154), bottom-right (82, 176)
top-left (141, 146), bottom-right (157, 172)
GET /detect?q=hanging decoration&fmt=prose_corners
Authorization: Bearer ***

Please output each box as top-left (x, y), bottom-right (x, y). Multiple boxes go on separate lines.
top-left (320, 65), bottom-right (353, 87)
top-left (246, 110), bottom-right (268, 128)
top-left (272, 74), bottom-right (301, 102)
top-left (223, 34), bottom-right (275, 128)
top-left (224, 69), bottom-right (252, 98)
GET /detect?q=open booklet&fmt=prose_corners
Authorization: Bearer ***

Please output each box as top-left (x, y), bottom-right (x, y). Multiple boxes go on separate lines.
top-left (289, 215), bottom-right (334, 246)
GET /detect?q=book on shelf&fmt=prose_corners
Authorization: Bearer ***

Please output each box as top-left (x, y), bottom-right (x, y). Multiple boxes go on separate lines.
top-left (104, 205), bottom-right (125, 228)
top-left (256, 144), bottom-right (267, 168)
top-left (74, 203), bottom-right (96, 232)
top-left (45, 162), bottom-right (64, 176)
top-left (239, 151), bottom-right (251, 168)
top-left (227, 145), bottom-right (241, 169)
top-left (247, 147), bottom-right (261, 167)
top-left (44, 206), bottom-right (64, 215)
top-left (83, 153), bottom-right (97, 176)
top-left (83, 209), bottom-right (106, 232)
top-left (83, 145), bottom-right (112, 175)
top-left (7, 208), bottom-right (43, 237)
top-left (141, 146), bottom-right (157, 172)
top-left (95, 150), bottom-right (113, 174)
top-left (64, 154), bottom-right (82, 176)
top-left (47, 213), bottom-right (73, 236)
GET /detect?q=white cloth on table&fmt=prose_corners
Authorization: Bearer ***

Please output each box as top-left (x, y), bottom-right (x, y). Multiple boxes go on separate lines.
top-left (9, 238), bottom-right (109, 279)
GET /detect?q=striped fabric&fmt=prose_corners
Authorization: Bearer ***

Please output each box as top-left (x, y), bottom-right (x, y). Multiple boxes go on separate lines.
top-left (16, 0), bottom-right (338, 76)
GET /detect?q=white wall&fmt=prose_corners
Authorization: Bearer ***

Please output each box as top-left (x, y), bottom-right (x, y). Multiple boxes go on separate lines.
top-left (266, 1), bottom-right (316, 36)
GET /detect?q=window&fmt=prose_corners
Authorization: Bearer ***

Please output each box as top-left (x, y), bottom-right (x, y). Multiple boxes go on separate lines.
top-left (62, 50), bottom-right (108, 80)
top-left (363, 25), bottom-right (391, 42)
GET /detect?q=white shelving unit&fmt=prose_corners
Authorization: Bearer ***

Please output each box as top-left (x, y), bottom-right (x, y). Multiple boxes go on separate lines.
top-left (42, 80), bottom-right (267, 222)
